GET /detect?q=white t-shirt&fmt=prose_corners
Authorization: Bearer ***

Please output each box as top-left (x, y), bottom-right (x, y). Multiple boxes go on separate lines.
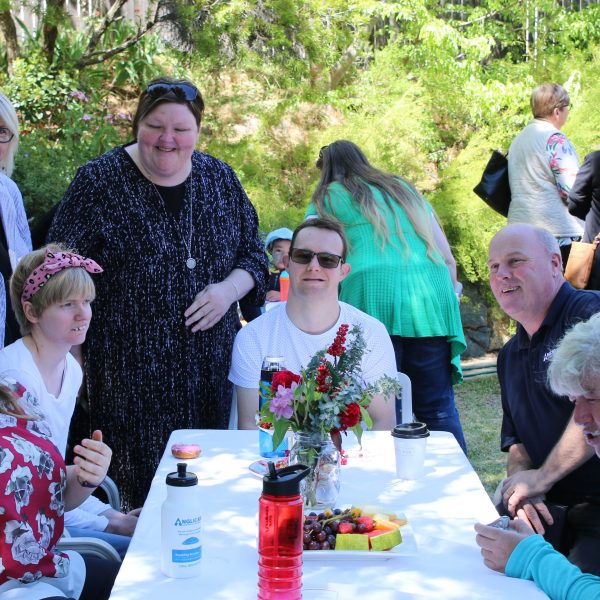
top-left (229, 302), bottom-right (397, 388)
top-left (0, 339), bottom-right (110, 531)
top-left (0, 338), bottom-right (82, 457)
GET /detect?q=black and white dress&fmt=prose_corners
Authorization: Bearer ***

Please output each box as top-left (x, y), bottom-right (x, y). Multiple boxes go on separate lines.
top-left (49, 146), bottom-right (268, 508)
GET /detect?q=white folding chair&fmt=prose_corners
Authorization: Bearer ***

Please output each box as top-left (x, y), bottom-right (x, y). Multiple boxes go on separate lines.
top-left (397, 371), bottom-right (413, 424)
top-left (56, 534), bottom-right (121, 562)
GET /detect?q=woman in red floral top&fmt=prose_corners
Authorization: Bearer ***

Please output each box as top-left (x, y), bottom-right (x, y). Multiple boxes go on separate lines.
top-left (0, 379), bottom-right (114, 599)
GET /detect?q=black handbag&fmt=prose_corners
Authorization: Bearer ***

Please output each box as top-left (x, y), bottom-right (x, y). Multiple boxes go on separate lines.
top-left (473, 150), bottom-right (511, 217)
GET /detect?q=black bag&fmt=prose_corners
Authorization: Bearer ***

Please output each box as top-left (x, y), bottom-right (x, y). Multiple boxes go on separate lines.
top-left (473, 150), bottom-right (511, 217)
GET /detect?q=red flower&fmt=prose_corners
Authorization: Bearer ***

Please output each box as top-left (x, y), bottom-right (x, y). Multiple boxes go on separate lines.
top-left (328, 323), bottom-right (349, 357)
top-left (316, 363), bottom-right (332, 393)
top-left (340, 403), bottom-right (361, 429)
top-left (271, 370), bottom-right (301, 392)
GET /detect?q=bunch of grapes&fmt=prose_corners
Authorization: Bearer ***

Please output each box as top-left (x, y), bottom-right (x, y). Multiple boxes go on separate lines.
top-left (303, 508), bottom-right (367, 551)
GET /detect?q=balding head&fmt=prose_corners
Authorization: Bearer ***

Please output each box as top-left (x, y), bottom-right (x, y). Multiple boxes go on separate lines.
top-left (488, 224), bottom-right (564, 335)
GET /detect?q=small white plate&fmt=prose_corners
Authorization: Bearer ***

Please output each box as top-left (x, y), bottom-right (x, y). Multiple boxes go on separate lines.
top-left (303, 518), bottom-right (417, 561)
top-left (248, 457), bottom-right (290, 477)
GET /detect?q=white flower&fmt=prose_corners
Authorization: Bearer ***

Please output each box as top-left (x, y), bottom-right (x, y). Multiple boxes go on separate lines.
top-left (5, 464), bottom-right (34, 512)
top-left (0, 446), bottom-right (14, 474)
top-left (18, 569), bottom-right (42, 583)
top-left (36, 512), bottom-right (55, 548)
top-left (53, 552), bottom-right (70, 577)
top-left (5, 520), bottom-right (45, 565)
top-left (4, 433), bottom-right (40, 465)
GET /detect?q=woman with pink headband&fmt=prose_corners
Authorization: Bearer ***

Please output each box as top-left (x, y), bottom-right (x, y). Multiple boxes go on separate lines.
top-left (0, 243), bottom-right (141, 561)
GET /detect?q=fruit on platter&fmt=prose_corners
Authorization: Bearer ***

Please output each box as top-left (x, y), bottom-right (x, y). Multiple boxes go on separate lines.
top-left (303, 506), bottom-right (405, 551)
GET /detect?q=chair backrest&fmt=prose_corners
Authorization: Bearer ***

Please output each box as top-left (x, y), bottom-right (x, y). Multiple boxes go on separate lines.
top-left (97, 476), bottom-right (121, 511)
top-left (56, 536), bottom-right (122, 562)
top-left (397, 371), bottom-right (413, 424)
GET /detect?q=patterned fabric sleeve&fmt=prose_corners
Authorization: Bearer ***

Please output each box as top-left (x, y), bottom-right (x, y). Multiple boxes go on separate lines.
top-left (547, 133), bottom-right (580, 201)
top-left (221, 163), bottom-right (268, 305)
top-left (47, 163), bottom-right (107, 259)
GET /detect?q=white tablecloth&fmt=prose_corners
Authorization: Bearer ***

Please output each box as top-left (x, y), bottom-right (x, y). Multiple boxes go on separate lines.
top-left (109, 430), bottom-right (548, 599)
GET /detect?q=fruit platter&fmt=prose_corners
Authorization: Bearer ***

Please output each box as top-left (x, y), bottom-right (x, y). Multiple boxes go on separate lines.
top-left (302, 505), bottom-right (417, 561)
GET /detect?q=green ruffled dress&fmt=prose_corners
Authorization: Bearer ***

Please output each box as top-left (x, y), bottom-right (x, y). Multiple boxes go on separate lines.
top-left (306, 181), bottom-right (466, 384)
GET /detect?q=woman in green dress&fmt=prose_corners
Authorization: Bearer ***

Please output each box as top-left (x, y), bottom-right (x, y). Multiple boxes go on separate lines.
top-left (306, 140), bottom-right (467, 452)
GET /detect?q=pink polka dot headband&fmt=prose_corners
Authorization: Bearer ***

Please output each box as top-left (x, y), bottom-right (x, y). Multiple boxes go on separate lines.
top-left (21, 250), bottom-right (103, 304)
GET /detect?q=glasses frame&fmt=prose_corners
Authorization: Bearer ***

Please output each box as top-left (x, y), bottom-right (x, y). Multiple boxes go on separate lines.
top-left (146, 83), bottom-right (199, 102)
top-left (0, 127), bottom-right (14, 144)
top-left (289, 248), bottom-right (344, 269)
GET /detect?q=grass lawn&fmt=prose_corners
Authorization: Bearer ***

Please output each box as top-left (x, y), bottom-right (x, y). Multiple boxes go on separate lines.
top-left (455, 376), bottom-right (506, 498)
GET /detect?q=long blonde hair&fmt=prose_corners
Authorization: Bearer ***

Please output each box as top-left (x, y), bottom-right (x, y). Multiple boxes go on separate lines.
top-left (312, 140), bottom-right (439, 259)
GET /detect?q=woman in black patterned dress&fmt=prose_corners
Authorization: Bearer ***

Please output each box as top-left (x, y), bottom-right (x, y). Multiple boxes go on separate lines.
top-left (49, 77), bottom-right (268, 508)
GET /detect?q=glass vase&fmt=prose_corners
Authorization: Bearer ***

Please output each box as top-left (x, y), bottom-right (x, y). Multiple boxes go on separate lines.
top-left (289, 431), bottom-right (340, 509)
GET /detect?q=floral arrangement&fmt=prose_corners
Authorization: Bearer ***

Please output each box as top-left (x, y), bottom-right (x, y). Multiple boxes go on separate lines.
top-left (259, 323), bottom-right (399, 450)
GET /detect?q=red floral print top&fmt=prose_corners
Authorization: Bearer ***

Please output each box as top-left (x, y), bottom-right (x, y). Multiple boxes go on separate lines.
top-left (0, 386), bottom-right (69, 585)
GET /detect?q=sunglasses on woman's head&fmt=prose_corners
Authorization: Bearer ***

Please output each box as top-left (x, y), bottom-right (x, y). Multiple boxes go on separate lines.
top-left (146, 83), bottom-right (199, 102)
top-left (289, 248), bottom-right (343, 268)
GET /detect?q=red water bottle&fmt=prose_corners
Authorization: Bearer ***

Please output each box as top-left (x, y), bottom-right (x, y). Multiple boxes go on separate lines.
top-left (258, 462), bottom-right (310, 599)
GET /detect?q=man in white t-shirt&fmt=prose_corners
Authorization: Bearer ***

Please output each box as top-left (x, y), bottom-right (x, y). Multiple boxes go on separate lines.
top-left (229, 218), bottom-right (397, 430)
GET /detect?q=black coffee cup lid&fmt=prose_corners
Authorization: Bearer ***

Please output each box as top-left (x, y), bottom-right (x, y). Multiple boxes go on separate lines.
top-left (391, 422), bottom-right (430, 439)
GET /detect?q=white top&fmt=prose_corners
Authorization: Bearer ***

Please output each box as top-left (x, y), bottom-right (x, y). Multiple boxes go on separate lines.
top-left (0, 339), bottom-right (82, 456)
top-left (229, 301), bottom-right (397, 388)
top-left (508, 118), bottom-right (583, 237)
top-left (109, 430), bottom-right (548, 600)
top-left (0, 339), bottom-right (110, 531)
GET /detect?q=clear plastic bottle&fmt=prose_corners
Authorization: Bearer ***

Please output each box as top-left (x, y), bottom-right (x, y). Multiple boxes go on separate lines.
top-left (258, 462), bottom-right (310, 600)
top-left (161, 462), bottom-right (202, 578)
top-left (259, 356), bottom-right (288, 458)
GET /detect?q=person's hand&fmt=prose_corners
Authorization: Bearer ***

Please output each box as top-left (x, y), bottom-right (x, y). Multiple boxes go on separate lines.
top-left (103, 507), bottom-right (142, 537)
top-left (265, 290), bottom-right (281, 302)
top-left (514, 496), bottom-right (554, 534)
top-left (73, 430), bottom-right (112, 487)
top-left (475, 519), bottom-right (535, 573)
top-left (501, 469), bottom-right (550, 515)
top-left (184, 282), bottom-right (237, 332)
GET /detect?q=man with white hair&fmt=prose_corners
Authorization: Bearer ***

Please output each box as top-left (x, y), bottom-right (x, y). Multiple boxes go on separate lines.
top-left (488, 223), bottom-right (600, 574)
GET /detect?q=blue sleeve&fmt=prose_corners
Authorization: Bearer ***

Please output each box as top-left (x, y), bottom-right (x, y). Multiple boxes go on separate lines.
top-left (506, 535), bottom-right (600, 600)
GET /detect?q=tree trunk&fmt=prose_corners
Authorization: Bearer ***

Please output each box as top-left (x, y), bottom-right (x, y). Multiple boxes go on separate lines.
top-left (329, 44), bottom-right (358, 91)
top-left (42, 0), bottom-right (66, 63)
top-left (0, 10), bottom-right (20, 73)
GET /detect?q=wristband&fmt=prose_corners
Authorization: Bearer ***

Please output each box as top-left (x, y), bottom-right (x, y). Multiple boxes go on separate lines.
top-left (78, 476), bottom-right (104, 489)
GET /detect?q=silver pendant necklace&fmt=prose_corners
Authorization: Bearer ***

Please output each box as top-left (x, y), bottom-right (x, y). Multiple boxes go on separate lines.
top-left (151, 174), bottom-right (196, 270)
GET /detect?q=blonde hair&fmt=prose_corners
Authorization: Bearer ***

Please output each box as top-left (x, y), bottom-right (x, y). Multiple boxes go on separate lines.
top-left (312, 140), bottom-right (439, 259)
top-left (531, 84), bottom-right (570, 119)
top-left (0, 382), bottom-right (34, 419)
top-left (0, 91), bottom-right (19, 177)
top-left (547, 313), bottom-right (600, 398)
top-left (10, 243), bottom-right (96, 336)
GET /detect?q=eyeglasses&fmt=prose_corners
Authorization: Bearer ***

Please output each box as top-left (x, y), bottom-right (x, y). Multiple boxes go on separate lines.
top-left (0, 127), bottom-right (14, 144)
top-left (290, 248), bottom-right (343, 268)
top-left (146, 83), bottom-right (199, 102)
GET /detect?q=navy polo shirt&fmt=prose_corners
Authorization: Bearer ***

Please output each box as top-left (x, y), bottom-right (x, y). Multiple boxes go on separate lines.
top-left (498, 282), bottom-right (600, 505)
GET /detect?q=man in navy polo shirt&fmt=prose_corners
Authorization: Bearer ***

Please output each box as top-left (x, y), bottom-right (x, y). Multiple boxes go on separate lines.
top-left (488, 223), bottom-right (600, 574)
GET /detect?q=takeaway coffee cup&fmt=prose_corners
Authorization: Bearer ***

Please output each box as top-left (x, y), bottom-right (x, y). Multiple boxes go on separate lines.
top-left (391, 422), bottom-right (430, 479)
